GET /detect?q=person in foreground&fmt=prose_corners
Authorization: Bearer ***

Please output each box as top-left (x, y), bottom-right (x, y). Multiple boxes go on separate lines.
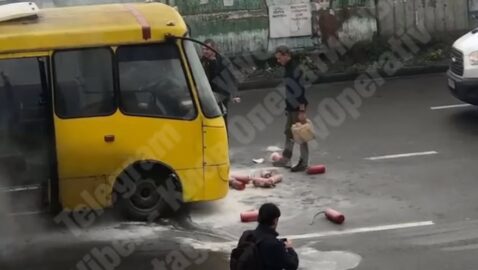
top-left (231, 203), bottom-right (299, 270)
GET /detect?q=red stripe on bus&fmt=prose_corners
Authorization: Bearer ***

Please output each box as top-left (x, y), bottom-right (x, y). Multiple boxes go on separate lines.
top-left (124, 4), bottom-right (151, 40)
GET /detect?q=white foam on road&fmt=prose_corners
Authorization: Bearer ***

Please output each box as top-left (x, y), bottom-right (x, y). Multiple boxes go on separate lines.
top-left (365, 151), bottom-right (438, 161)
top-left (266, 146), bottom-right (283, 152)
top-left (188, 192), bottom-right (256, 230)
top-left (189, 167), bottom-right (281, 230)
top-left (430, 104), bottom-right (471, 110)
top-left (177, 237), bottom-right (235, 252)
top-left (79, 222), bottom-right (172, 242)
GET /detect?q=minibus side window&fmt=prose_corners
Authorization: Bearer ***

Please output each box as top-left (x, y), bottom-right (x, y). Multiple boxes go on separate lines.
top-left (183, 41), bottom-right (222, 118)
top-left (117, 43), bottom-right (196, 120)
top-left (53, 48), bottom-right (116, 118)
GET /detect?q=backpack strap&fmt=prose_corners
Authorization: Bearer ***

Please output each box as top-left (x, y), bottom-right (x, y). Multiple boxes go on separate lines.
top-left (252, 234), bottom-right (265, 270)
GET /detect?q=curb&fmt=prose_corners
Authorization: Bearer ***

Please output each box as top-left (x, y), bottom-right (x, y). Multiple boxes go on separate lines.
top-left (238, 64), bottom-right (449, 91)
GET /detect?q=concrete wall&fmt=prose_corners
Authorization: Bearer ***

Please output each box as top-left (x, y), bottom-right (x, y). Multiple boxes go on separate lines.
top-left (183, 0), bottom-right (377, 56)
top-left (32, 0), bottom-right (477, 56)
top-left (170, 0), bottom-right (264, 15)
top-left (185, 10), bottom-right (270, 56)
top-left (377, 0), bottom-right (471, 36)
top-left (470, 0), bottom-right (478, 27)
top-left (184, 0), bottom-right (476, 56)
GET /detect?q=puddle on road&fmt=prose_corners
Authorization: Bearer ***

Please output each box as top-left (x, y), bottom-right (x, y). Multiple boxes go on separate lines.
top-left (176, 237), bottom-right (361, 270)
top-left (297, 247), bottom-right (362, 270)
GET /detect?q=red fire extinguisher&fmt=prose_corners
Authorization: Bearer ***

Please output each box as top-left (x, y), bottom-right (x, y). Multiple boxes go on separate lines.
top-left (307, 164), bottom-right (326, 175)
top-left (230, 173), bottom-right (251, 184)
top-left (324, 208), bottom-right (345, 224)
top-left (252, 177), bottom-right (275, 188)
top-left (240, 210), bottom-right (259, 222)
top-left (230, 179), bottom-right (246, 190)
top-left (310, 208), bottom-right (345, 225)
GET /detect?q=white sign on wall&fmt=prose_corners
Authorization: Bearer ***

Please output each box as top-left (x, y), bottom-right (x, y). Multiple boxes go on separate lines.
top-left (223, 0), bottom-right (234, 7)
top-left (269, 2), bottom-right (312, 38)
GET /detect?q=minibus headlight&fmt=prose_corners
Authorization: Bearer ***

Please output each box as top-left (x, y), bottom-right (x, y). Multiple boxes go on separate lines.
top-left (470, 51), bottom-right (478, 65)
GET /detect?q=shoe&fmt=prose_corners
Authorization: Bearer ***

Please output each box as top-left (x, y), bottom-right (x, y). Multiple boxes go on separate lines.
top-left (291, 160), bottom-right (308, 172)
top-left (273, 158), bottom-right (291, 168)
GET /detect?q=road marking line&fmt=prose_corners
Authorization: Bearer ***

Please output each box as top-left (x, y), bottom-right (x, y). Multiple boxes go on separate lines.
top-left (442, 243), bottom-right (478, 252)
top-left (286, 221), bottom-right (435, 240)
top-left (7, 210), bottom-right (46, 217)
top-left (0, 184), bottom-right (42, 193)
top-left (187, 221), bottom-right (436, 249)
top-left (365, 151), bottom-right (438, 161)
top-left (430, 104), bottom-right (471, 110)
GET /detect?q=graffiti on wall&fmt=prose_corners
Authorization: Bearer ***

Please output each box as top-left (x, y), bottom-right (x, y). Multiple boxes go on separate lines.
top-left (311, 0), bottom-right (340, 45)
top-left (188, 0), bottom-right (377, 55)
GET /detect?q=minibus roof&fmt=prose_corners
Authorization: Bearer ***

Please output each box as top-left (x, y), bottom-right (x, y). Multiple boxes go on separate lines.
top-left (0, 2), bottom-right (187, 54)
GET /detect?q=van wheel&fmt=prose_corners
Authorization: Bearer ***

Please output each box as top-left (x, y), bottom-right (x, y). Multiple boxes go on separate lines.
top-left (115, 166), bottom-right (183, 221)
top-left (120, 178), bottom-right (165, 221)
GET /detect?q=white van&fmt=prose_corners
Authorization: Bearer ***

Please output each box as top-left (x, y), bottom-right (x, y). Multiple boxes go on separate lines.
top-left (447, 27), bottom-right (478, 104)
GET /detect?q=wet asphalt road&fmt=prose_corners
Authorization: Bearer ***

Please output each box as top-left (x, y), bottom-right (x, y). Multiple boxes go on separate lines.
top-left (3, 73), bottom-right (478, 269)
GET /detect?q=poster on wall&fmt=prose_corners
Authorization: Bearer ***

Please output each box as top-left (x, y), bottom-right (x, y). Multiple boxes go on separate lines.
top-left (268, 2), bottom-right (312, 38)
top-left (223, 0), bottom-right (234, 6)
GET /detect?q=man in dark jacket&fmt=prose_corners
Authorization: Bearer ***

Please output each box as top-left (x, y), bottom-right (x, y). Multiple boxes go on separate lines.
top-left (201, 39), bottom-right (240, 124)
top-left (272, 46), bottom-right (309, 172)
top-left (237, 203), bottom-right (299, 270)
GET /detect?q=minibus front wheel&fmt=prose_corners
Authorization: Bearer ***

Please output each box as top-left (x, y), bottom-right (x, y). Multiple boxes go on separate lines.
top-left (114, 162), bottom-right (183, 221)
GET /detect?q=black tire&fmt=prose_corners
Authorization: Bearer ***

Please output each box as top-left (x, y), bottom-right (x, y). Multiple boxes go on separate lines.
top-left (116, 173), bottom-right (183, 221)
